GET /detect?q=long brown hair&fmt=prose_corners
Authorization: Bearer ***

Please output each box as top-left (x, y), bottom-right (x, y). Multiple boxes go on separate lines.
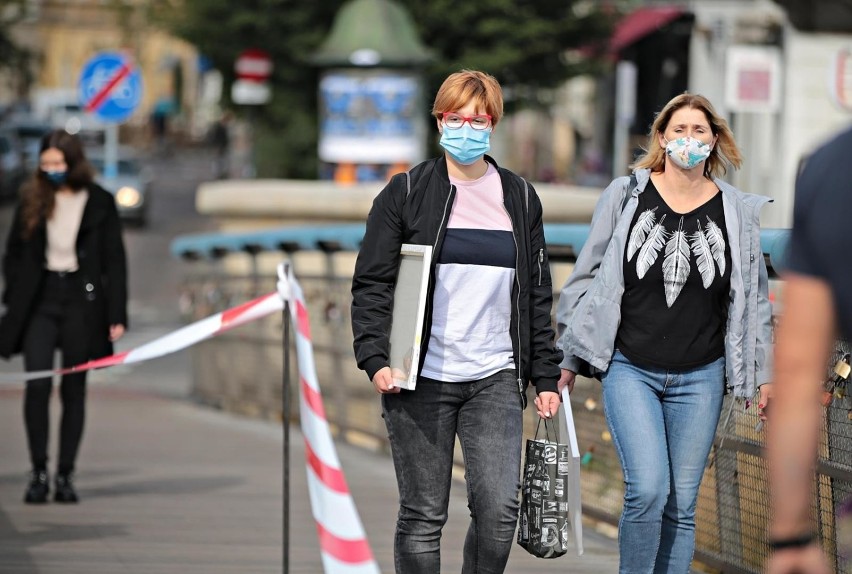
top-left (20, 129), bottom-right (94, 239)
top-left (631, 93), bottom-right (742, 179)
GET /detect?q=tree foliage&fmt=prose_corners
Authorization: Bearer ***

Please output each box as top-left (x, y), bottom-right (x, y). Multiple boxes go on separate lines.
top-left (167, 0), bottom-right (614, 178)
top-left (0, 0), bottom-right (35, 98)
top-left (399, 0), bottom-right (613, 102)
top-left (164, 0), bottom-right (341, 177)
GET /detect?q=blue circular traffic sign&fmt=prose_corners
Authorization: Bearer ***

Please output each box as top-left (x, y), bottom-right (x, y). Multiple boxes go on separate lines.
top-left (78, 52), bottom-right (143, 123)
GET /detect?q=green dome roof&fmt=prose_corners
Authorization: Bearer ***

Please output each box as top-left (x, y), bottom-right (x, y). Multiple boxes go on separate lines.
top-left (311, 0), bottom-right (433, 67)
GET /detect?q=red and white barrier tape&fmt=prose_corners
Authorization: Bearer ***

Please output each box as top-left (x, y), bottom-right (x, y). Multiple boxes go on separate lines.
top-left (0, 292), bottom-right (285, 384)
top-left (0, 264), bottom-right (381, 574)
top-left (280, 265), bottom-right (381, 574)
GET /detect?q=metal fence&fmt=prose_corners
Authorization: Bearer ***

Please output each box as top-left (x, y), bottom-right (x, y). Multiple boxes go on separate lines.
top-left (178, 258), bottom-right (852, 574)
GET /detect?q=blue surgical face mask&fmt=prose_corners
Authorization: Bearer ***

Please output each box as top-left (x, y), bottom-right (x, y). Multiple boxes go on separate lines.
top-left (42, 170), bottom-right (68, 186)
top-left (439, 124), bottom-right (491, 165)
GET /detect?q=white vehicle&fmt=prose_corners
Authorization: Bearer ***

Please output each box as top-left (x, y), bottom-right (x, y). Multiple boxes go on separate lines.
top-left (87, 147), bottom-right (152, 226)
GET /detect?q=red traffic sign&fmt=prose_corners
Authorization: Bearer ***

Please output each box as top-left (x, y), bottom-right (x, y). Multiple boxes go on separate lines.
top-left (235, 48), bottom-right (273, 82)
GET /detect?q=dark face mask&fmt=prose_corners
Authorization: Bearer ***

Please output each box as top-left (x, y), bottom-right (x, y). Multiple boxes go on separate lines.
top-left (41, 170), bottom-right (68, 187)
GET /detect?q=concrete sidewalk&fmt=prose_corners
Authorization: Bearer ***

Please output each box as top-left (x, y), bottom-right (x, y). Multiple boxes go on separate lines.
top-left (0, 345), bottom-right (619, 573)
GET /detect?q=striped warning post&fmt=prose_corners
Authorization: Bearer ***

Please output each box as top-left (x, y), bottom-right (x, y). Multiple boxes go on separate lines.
top-left (282, 265), bottom-right (381, 574)
top-left (0, 265), bottom-right (382, 573)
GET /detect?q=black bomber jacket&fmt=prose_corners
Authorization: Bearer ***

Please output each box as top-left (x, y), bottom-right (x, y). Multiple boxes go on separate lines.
top-left (350, 155), bottom-right (563, 404)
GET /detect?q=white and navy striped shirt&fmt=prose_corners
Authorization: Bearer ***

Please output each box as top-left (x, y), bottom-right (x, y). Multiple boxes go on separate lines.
top-left (421, 164), bottom-right (516, 382)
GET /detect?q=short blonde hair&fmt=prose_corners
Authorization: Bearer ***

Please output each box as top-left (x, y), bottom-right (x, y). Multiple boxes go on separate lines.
top-left (431, 70), bottom-right (504, 126)
top-left (632, 93), bottom-right (742, 178)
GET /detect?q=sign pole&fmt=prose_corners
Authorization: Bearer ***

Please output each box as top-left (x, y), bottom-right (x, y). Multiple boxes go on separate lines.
top-left (104, 122), bottom-right (119, 190)
top-left (282, 262), bottom-right (291, 574)
top-left (613, 60), bottom-right (637, 179)
top-left (232, 48), bottom-right (272, 179)
top-left (247, 105), bottom-right (257, 179)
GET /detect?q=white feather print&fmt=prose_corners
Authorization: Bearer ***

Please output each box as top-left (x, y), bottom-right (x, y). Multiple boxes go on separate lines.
top-left (690, 221), bottom-right (715, 288)
top-left (704, 217), bottom-right (726, 276)
top-left (662, 218), bottom-right (690, 307)
top-left (626, 208), bottom-right (658, 262)
top-left (635, 214), bottom-right (668, 279)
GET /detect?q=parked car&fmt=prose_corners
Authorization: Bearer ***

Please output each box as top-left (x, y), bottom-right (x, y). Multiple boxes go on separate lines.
top-left (87, 147), bottom-right (152, 226)
top-left (49, 103), bottom-right (106, 145)
top-left (6, 118), bottom-right (52, 173)
top-left (0, 117), bottom-right (52, 202)
top-left (0, 131), bottom-right (23, 202)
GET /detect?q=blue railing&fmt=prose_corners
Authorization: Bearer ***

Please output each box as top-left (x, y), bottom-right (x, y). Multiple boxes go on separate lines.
top-left (173, 222), bottom-right (852, 574)
top-left (172, 224), bottom-right (791, 276)
top-left (170, 223), bottom-right (368, 258)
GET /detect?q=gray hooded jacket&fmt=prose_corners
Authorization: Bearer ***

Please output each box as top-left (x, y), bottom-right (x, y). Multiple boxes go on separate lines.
top-left (556, 168), bottom-right (773, 399)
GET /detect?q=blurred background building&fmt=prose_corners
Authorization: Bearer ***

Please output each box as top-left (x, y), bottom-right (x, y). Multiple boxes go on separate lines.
top-left (0, 0), bottom-right (850, 225)
top-left (603, 0), bottom-right (852, 227)
top-left (0, 0), bottom-right (201, 144)
top-left (1, 4), bottom-right (851, 571)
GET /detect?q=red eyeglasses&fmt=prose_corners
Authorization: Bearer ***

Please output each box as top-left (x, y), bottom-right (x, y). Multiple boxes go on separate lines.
top-left (441, 112), bottom-right (492, 131)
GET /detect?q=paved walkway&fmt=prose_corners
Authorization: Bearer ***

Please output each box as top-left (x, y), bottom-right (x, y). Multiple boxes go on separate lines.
top-left (0, 325), bottom-right (619, 574)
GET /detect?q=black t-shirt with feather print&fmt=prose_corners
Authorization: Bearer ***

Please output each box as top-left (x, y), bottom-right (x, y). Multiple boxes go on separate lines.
top-left (616, 179), bottom-right (731, 370)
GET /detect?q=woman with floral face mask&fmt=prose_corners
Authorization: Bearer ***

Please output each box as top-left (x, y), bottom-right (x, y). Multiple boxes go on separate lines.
top-left (556, 93), bottom-right (773, 573)
top-left (0, 129), bottom-right (127, 505)
top-left (351, 70), bottom-right (562, 573)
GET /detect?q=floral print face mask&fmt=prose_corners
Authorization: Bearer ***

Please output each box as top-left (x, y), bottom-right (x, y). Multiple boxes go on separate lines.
top-left (664, 136), bottom-right (712, 170)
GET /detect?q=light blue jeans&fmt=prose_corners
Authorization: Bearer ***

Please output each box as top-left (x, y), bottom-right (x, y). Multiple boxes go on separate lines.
top-left (602, 350), bottom-right (725, 574)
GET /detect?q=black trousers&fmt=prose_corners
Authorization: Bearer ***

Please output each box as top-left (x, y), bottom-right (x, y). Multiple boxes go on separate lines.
top-left (22, 272), bottom-right (90, 474)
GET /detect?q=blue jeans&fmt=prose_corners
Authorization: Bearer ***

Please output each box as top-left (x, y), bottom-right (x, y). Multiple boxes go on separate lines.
top-left (602, 350), bottom-right (725, 574)
top-left (381, 369), bottom-right (523, 574)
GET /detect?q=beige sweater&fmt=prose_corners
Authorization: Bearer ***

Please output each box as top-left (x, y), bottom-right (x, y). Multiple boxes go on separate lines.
top-left (46, 190), bottom-right (89, 272)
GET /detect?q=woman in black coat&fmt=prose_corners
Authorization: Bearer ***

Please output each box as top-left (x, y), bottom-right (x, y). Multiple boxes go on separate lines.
top-left (0, 129), bottom-right (127, 504)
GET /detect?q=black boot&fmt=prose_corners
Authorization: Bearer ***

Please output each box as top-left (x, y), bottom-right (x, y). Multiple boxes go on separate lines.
top-left (24, 470), bottom-right (49, 504)
top-left (54, 473), bottom-right (79, 503)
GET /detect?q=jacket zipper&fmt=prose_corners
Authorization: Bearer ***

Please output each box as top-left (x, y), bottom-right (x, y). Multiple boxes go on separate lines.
top-left (537, 248), bottom-right (543, 287)
top-left (433, 185), bottom-right (453, 258)
top-left (420, 184), bottom-right (454, 370)
top-left (501, 197), bottom-right (525, 407)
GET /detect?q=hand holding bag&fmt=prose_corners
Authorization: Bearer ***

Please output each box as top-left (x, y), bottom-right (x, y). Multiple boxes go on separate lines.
top-left (517, 417), bottom-right (571, 559)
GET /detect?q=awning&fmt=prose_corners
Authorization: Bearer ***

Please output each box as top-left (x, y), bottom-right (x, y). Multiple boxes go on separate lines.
top-left (610, 6), bottom-right (689, 53)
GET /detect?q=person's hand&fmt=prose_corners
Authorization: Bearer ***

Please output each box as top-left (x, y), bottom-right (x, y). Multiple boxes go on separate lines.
top-left (109, 324), bottom-right (125, 342)
top-left (558, 369), bottom-right (576, 395)
top-left (758, 383), bottom-right (773, 422)
top-left (372, 367), bottom-right (401, 394)
top-left (766, 544), bottom-right (831, 574)
top-left (535, 391), bottom-right (561, 419)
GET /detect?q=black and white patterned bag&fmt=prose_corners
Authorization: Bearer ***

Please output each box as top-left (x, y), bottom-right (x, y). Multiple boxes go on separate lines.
top-left (517, 418), bottom-right (571, 559)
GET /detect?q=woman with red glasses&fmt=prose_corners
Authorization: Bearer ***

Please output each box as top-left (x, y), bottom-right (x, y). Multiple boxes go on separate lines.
top-left (351, 69), bottom-right (563, 573)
